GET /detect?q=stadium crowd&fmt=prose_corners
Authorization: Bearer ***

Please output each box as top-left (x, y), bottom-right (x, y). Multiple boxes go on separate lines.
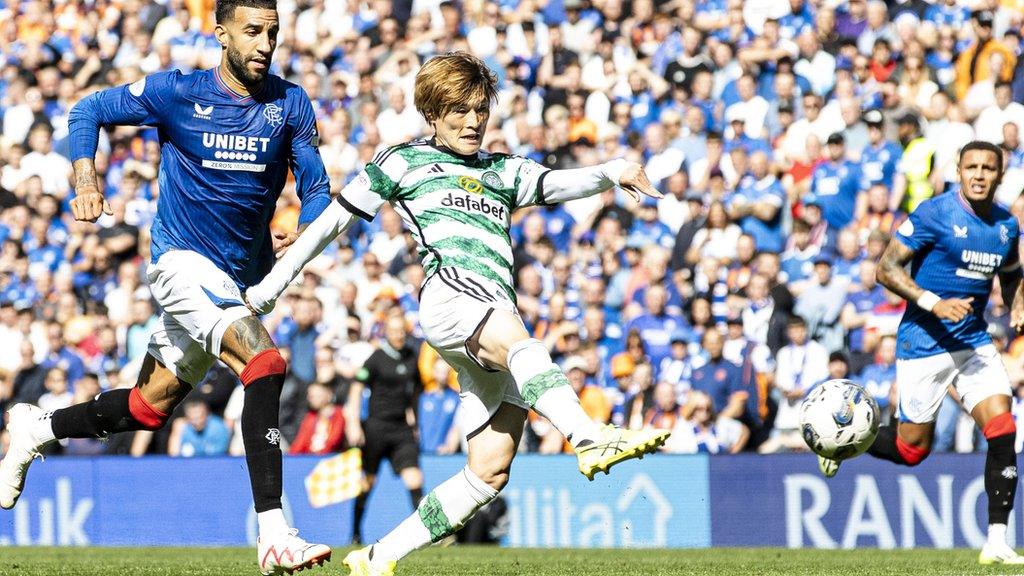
top-left (2, 0), bottom-right (1024, 459)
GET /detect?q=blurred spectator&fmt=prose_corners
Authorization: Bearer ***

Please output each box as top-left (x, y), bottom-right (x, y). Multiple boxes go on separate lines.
top-left (809, 132), bottom-right (862, 230)
top-left (290, 381), bottom-right (346, 455)
top-left (686, 201), bottom-right (741, 265)
top-left (665, 391), bottom-right (748, 454)
top-left (417, 358), bottom-right (461, 455)
top-left (955, 10), bottom-right (1015, 103)
top-left (658, 331), bottom-right (694, 391)
top-left (37, 367), bottom-right (73, 413)
top-left (624, 284), bottom-right (686, 369)
top-left (63, 374), bottom-right (105, 455)
top-left (168, 399), bottom-right (230, 457)
top-left (41, 317), bottom-right (84, 385)
top-left (859, 111), bottom-right (902, 193)
top-left (760, 316), bottom-right (828, 453)
top-left (10, 341), bottom-right (46, 406)
top-left (794, 255), bottom-right (849, 353)
top-left (860, 334), bottom-right (897, 424)
top-left (689, 329), bottom-right (747, 419)
top-left (275, 294), bottom-right (323, 385)
top-left (566, 355), bottom-right (610, 425)
top-left (727, 151), bottom-right (785, 253)
top-left (643, 382), bottom-right (685, 431)
top-left (21, 122), bottom-right (71, 198)
top-left (841, 259), bottom-right (887, 367)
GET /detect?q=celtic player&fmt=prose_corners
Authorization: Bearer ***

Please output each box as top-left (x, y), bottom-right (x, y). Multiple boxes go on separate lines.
top-left (244, 51), bottom-right (670, 576)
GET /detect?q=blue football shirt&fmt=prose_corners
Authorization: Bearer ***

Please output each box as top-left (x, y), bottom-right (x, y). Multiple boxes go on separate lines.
top-left (894, 192), bottom-right (1021, 359)
top-left (68, 67), bottom-right (331, 289)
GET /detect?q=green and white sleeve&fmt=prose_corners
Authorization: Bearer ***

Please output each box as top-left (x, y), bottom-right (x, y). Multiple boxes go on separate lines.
top-left (513, 157), bottom-right (628, 208)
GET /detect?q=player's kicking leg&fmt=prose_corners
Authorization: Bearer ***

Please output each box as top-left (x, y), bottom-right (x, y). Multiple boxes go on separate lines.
top-left (472, 310), bottom-right (669, 479)
top-left (219, 316), bottom-right (331, 575)
top-left (1, 353), bottom-right (184, 509)
top-left (344, 402), bottom-right (523, 576)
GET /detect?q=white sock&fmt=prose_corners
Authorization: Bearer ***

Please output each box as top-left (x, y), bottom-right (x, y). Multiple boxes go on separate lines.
top-left (257, 508), bottom-right (290, 538)
top-left (988, 523), bottom-right (1008, 546)
top-left (374, 466), bottom-right (497, 563)
top-left (506, 338), bottom-right (599, 447)
top-left (31, 412), bottom-right (56, 444)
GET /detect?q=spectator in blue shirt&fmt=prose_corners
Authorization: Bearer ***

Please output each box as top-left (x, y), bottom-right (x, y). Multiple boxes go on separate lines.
top-left (810, 132), bottom-right (863, 229)
top-left (781, 218), bottom-right (819, 289)
top-left (169, 400), bottom-right (230, 457)
top-left (727, 151), bottom-right (786, 253)
top-left (630, 197), bottom-right (675, 249)
top-left (582, 306), bottom-right (622, 387)
top-left (860, 334), bottom-right (896, 422)
top-left (689, 329), bottom-right (747, 419)
top-left (274, 295), bottom-right (321, 384)
top-left (25, 219), bottom-right (63, 275)
top-left (1003, 123), bottom-right (1024, 169)
top-left (540, 205), bottom-right (577, 254)
top-left (924, 0), bottom-right (971, 28)
top-left (658, 330), bottom-right (694, 391)
top-left (831, 229), bottom-right (864, 284)
top-left (418, 359), bottom-right (461, 455)
top-left (630, 246), bottom-right (686, 318)
top-left (41, 321), bottom-right (85, 389)
top-left (859, 110), bottom-right (902, 190)
top-left (625, 284), bottom-right (687, 370)
top-left (840, 259), bottom-right (887, 363)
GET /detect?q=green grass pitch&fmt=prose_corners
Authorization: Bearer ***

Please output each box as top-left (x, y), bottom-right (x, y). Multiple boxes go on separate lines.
top-left (1, 546), bottom-right (1024, 576)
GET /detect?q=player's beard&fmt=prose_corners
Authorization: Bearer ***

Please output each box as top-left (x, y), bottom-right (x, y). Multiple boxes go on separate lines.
top-left (226, 44), bottom-right (267, 88)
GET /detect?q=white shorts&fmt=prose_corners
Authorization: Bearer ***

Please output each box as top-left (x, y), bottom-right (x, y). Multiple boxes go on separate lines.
top-left (145, 250), bottom-right (251, 384)
top-left (896, 344), bottom-right (1012, 424)
top-left (417, 268), bottom-right (528, 433)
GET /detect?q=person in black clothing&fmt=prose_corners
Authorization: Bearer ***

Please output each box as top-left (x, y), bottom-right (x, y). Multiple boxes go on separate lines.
top-left (347, 314), bottom-right (423, 544)
top-left (669, 189), bottom-right (707, 273)
top-left (10, 342), bottom-right (46, 406)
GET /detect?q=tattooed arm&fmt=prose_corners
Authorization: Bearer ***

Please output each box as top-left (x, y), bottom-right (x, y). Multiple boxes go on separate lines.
top-left (70, 157), bottom-right (112, 222)
top-left (876, 239), bottom-right (974, 323)
top-left (68, 74), bottom-right (173, 221)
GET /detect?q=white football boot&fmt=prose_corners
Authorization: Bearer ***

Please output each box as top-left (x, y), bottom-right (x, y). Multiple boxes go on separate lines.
top-left (979, 541), bottom-right (1024, 565)
top-left (258, 528), bottom-right (332, 575)
top-left (0, 404), bottom-right (53, 509)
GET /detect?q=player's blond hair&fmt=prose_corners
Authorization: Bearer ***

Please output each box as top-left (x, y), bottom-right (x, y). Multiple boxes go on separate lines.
top-left (414, 51), bottom-right (498, 122)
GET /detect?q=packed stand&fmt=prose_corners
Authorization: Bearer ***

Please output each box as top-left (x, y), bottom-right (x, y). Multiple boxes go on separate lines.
top-left (2, 0), bottom-right (1024, 457)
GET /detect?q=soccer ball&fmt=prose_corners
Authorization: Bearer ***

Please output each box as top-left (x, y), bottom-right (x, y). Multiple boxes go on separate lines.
top-left (799, 379), bottom-right (880, 460)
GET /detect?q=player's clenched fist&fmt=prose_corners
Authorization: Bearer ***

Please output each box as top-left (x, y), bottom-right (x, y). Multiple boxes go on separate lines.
top-left (932, 297), bottom-right (974, 323)
top-left (70, 187), bottom-right (113, 222)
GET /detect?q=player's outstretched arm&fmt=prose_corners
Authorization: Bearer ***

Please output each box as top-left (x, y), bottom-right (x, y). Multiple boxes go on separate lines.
top-left (877, 239), bottom-right (973, 323)
top-left (533, 159), bottom-right (664, 205)
top-left (245, 200), bottom-right (357, 314)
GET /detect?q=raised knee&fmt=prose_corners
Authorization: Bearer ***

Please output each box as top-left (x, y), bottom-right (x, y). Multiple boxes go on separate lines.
top-left (904, 451), bottom-right (929, 466)
top-left (240, 348), bottom-right (286, 386)
top-left (470, 464), bottom-right (510, 492)
top-left (896, 436), bottom-right (930, 466)
top-left (128, 388), bottom-right (170, 431)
